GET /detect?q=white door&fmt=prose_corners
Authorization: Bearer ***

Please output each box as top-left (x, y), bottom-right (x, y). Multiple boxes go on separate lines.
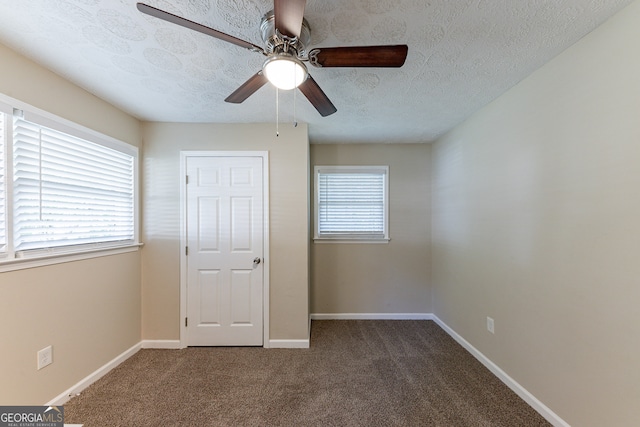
top-left (186, 155), bottom-right (264, 346)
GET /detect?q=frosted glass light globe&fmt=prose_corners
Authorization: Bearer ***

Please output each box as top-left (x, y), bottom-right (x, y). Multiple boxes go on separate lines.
top-left (263, 55), bottom-right (308, 90)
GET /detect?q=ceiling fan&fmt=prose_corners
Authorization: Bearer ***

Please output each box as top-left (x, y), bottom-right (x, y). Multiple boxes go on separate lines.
top-left (137, 1), bottom-right (408, 117)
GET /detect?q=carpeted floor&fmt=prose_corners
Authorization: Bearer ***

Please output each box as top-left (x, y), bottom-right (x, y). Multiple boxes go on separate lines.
top-left (65, 320), bottom-right (550, 426)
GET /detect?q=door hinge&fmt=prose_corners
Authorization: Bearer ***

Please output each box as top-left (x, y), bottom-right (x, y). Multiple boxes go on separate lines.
top-left (185, 246), bottom-right (189, 256)
top-left (186, 175), bottom-right (189, 185)
top-left (185, 317), bottom-right (188, 327)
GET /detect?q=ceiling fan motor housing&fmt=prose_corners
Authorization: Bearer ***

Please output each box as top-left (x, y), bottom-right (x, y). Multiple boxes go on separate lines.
top-left (260, 10), bottom-right (311, 57)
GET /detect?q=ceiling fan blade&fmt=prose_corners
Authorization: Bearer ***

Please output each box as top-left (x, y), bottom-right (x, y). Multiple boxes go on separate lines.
top-left (137, 3), bottom-right (264, 54)
top-left (298, 75), bottom-right (337, 117)
top-left (225, 71), bottom-right (269, 103)
top-left (274, 0), bottom-right (307, 38)
top-left (308, 45), bottom-right (408, 68)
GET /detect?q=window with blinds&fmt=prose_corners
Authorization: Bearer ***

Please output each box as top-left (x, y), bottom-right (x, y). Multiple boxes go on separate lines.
top-left (314, 166), bottom-right (389, 241)
top-left (12, 113), bottom-right (136, 255)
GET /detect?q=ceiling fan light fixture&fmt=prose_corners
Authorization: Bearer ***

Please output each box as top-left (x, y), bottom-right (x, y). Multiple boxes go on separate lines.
top-left (263, 54), bottom-right (308, 90)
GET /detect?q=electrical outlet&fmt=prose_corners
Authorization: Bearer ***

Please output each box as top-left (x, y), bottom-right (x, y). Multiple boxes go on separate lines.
top-left (486, 317), bottom-right (495, 334)
top-left (37, 345), bottom-right (53, 370)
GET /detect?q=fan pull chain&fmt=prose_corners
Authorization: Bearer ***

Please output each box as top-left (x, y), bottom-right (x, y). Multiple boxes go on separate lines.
top-left (276, 87), bottom-right (279, 137)
top-left (293, 84), bottom-right (297, 128)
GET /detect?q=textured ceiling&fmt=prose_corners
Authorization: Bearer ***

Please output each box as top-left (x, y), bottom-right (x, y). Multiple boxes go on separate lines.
top-left (0, 0), bottom-right (633, 143)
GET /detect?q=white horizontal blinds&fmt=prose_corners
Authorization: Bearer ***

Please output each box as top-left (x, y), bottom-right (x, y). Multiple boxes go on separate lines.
top-left (13, 116), bottom-right (135, 252)
top-left (318, 169), bottom-right (386, 236)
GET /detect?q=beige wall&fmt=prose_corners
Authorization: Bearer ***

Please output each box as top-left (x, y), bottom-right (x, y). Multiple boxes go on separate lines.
top-left (431, 2), bottom-right (640, 426)
top-left (0, 255), bottom-right (141, 404)
top-left (0, 43), bottom-right (140, 147)
top-left (311, 144), bottom-right (431, 315)
top-left (0, 42), bottom-right (142, 404)
top-left (141, 122), bottom-right (310, 341)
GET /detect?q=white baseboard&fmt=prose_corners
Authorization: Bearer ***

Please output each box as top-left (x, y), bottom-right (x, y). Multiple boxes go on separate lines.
top-left (432, 316), bottom-right (570, 427)
top-left (311, 313), bottom-right (434, 320)
top-left (46, 342), bottom-right (141, 406)
top-left (141, 340), bottom-right (182, 349)
top-left (269, 339), bottom-right (310, 349)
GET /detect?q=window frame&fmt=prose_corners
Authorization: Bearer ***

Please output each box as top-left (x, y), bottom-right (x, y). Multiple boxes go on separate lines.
top-left (0, 104), bottom-right (9, 259)
top-left (0, 94), bottom-right (140, 272)
top-left (314, 165), bottom-right (390, 244)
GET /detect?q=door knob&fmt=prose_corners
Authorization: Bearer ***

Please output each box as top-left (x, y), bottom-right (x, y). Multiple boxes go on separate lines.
top-left (253, 257), bottom-right (261, 265)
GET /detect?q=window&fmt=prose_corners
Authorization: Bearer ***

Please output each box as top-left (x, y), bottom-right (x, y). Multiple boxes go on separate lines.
top-left (314, 166), bottom-right (389, 242)
top-left (0, 97), bottom-right (138, 267)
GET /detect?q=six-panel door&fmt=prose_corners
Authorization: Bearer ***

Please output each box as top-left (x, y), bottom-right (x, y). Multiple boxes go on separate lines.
top-left (186, 156), bottom-right (264, 346)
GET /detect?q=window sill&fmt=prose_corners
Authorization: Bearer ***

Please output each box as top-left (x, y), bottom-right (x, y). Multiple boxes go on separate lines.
top-left (313, 237), bottom-right (390, 244)
top-left (0, 243), bottom-right (144, 273)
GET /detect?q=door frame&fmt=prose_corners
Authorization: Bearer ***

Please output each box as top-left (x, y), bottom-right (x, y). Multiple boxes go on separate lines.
top-left (179, 150), bottom-right (270, 348)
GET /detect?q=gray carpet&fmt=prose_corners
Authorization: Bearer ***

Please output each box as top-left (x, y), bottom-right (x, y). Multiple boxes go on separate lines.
top-left (65, 320), bottom-right (550, 426)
